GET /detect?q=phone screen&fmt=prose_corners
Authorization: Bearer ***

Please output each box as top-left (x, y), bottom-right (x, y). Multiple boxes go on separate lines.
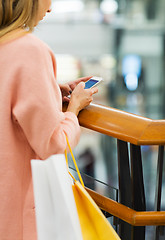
top-left (84, 79), bottom-right (99, 89)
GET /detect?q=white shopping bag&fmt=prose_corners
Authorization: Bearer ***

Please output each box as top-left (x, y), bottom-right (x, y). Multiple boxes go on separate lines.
top-left (31, 154), bottom-right (83, 240)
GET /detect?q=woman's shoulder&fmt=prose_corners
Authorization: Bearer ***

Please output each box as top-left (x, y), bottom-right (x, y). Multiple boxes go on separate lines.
top-left (0, 32), bottom-right (53, 61)
top-left (0, 31), bottom-right (56, 73)
top-left (16, 33), bottom-right (52, 57)
top-left (23, 33), bottom-right (49, 49)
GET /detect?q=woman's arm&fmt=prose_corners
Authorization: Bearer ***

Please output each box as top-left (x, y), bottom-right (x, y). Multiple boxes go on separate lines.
top-left (12, 43), bottom-right (81, 159)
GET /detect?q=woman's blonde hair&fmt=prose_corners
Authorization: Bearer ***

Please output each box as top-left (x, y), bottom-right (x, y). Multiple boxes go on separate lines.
top-left (0, 0), bottom-right (38, 37)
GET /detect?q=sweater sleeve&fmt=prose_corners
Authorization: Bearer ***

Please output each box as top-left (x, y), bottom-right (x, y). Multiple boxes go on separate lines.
top-left (12, 42), bottom-right (81, 159)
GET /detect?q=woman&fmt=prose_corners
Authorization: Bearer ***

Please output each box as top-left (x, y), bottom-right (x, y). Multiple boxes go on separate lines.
top-left (0, 0), bottom-right (98, 239)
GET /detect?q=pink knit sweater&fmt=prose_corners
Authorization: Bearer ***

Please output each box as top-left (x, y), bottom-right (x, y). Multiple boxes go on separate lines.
top-left (0, 33), bottom-right (81, 240)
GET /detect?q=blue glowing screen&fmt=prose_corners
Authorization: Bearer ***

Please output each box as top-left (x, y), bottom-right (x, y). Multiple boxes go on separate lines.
top-left (85, 79), bottom-right (98, 89)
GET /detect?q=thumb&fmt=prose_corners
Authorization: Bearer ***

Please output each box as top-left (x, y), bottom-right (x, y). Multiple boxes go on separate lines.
top-left (77, 81), bottom-right (85, 89)
top-left (91, 87), bottom-right (98, 95)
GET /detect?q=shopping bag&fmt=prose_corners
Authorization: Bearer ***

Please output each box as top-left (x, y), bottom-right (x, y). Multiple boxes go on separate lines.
top-left (31, 154), bottom-right (83, 240)
top-left (65, 136), bottom-right (121, 240)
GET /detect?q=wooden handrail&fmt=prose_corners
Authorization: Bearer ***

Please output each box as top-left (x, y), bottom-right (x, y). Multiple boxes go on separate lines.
top-left (76, 103), bottom-right (165, 145)
top-left (63, 102), bottom-right (165, 226)
top-left (85, 187), bottom-right (165, 226)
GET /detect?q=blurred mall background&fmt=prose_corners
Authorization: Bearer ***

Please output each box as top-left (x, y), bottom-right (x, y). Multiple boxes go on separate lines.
top-left (34, 0), bottom-right (165, 238)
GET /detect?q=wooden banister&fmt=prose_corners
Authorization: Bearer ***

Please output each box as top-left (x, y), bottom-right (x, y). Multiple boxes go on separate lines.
top-left (77, 103), bottom-right (165, 146)
top-left (85, 187), bottom-right (165, 226)
top-left (63, 102), bottom-right (165, 230)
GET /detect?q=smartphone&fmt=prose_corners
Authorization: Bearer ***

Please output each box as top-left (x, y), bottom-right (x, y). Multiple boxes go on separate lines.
top-left (84, 76), bottom-right (103, 89)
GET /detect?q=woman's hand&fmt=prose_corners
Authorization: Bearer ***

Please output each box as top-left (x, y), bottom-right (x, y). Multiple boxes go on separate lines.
top-left (67, 82), bottom-right (98, 116)
top-left (68, 76), bottom-right (93, 90)
top-left (59, 76), bottom-right (92, 102)
top-left (59, 83), bottom-right (72, 101)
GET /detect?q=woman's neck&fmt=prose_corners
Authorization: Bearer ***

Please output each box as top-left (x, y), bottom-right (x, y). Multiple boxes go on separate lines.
top-left (0, 28), bottom-right (28, 45)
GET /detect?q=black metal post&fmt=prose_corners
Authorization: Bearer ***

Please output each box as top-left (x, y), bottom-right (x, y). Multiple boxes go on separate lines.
top-left (155, 146), bottom-right (164, 240)
top-left (117, 140), bottom-right (132, 240)
top-left (130, 144), bottom-right (146, 240)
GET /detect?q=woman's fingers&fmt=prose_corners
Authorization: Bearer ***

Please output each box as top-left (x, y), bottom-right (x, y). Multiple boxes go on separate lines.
top-left (91, 87), bottom-right (98, 95)
top-left (63, 96), bottom-right (70, 102)
top-left (76, 76), bottom-right (93, 83)
top-left (69, 76), bottom-right (93, 90)
top-left (60, 83), bottom-right (72, 97)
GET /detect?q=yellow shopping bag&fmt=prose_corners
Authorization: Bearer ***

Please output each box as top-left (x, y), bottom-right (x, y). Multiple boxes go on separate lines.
top-left (65, 135), bottom-right (120, 240)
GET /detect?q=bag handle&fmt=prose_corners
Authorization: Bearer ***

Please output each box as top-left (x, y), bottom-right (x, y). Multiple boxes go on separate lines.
top-left (65, 135), bottom-right (84, 188)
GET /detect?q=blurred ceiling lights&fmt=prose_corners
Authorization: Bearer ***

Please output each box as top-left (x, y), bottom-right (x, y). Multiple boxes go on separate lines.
top-left (100, 0), bottom-right (118, 14)
top-left (52, 0), bottom-right (84, 13)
